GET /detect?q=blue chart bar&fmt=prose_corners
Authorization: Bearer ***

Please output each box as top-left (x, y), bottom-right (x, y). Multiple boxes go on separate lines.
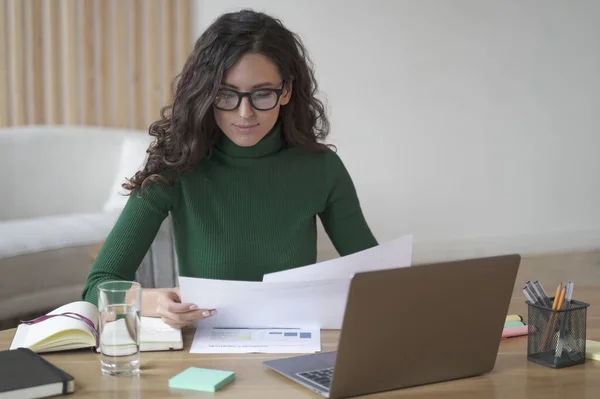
top-left (299, 333), bottom-right (312, 339)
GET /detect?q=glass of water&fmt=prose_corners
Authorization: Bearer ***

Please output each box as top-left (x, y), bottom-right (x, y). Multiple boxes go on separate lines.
top-left (97, 281), bottom-right (142, 376)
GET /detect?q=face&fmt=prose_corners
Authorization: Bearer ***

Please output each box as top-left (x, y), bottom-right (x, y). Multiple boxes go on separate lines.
top-left (213, 52), bottom-right (292, 147)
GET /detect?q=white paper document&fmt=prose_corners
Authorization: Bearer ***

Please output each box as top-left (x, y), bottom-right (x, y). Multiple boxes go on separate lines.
top-left (179, 277), bottom-right (351, 329)
top-left (179, 234), bottom-right (413, 330)
top-left (263, 234), bottom-right (413, 282)
top-left (190, 327), bottom-right (321, 354)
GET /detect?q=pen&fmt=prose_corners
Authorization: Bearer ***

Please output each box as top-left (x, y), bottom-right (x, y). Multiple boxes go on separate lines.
top-left (533, 280), bottom-right (552, 308)
top-left (556, 282), bottom-right (575, 359)
top-left (525, 281), bottom-right (542, 306)
top-left (565, 282), bottom-right (574, 308)
top-left (522, 287), bottom-right (536, 304)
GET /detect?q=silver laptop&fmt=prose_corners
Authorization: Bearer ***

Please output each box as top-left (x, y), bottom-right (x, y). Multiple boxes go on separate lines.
top-left (264, 254), bottom-right (521, 398)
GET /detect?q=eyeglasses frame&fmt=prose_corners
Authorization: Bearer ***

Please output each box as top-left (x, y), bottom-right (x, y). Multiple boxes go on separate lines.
top-left (213, 81), bottom-right (287, 111)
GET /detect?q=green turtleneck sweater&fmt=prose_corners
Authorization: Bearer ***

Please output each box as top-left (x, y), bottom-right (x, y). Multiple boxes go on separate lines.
top-left (82, 123), bottom-right (377, 305)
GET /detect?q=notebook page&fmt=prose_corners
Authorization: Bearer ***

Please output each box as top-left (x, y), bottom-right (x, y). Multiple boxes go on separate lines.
top-left (19, 301), bottom-right (99, 348)
top-left (47, 301), bottom-right (99, 326)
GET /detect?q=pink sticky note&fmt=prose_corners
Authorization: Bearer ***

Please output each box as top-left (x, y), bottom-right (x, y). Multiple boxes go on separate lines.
top-left (501, 325), bottom-right (529, 339)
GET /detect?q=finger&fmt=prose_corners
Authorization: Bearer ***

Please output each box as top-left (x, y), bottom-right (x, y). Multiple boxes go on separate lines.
top-left (160, 317), bottom-right (188, 330)
top-left (157, 295), bottom-right (199, 314)
top-left (159, 313), bottom-right (197, 329)
top-left (100, 311), bottom-right (117, 324)
top-left (167, 289), bottom-right (181, 303)
top-left (163, 309), bottom-right (217, 323)
top-left (156, 309), bottom-right (187, 329)
top-left (166, 302), bottom-right (199, 314)
top-left (200, 309), bottom-right (218, 318)
top-left (157, 308), bottom-right (217, 325)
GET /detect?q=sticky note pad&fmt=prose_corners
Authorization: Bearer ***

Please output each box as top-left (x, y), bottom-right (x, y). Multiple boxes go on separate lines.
top-left (168, 367), bottom-right (235, 392)
top-left (586, 340), bottom-right (600, 361)
top-left (504, 321), bottom-right (525, 328)
top-left (505, 314), bottom-right (523, 323)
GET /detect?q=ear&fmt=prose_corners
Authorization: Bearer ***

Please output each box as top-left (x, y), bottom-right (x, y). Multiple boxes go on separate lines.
top-left (280, 79), bottom-right (293, 106)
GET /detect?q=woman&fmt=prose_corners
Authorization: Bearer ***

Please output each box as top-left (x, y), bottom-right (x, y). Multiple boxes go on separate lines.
top-left (82, 9), bottom-right (377, 328)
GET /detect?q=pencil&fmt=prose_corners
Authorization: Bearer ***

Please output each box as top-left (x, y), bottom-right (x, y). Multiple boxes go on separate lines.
top-left (552, 283), bottom-right (563, 310)
top-left (556, 287), bottom-right (566, 310)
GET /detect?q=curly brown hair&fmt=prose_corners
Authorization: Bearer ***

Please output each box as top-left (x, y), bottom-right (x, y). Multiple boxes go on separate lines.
top-left (124, 9), bottom-right (331, 194)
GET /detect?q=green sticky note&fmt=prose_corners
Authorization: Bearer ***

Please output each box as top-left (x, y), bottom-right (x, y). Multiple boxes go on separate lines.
top-left (504, 321), bottom-right (525, 328)
top-left (169, 367), bottom-right (235, 392)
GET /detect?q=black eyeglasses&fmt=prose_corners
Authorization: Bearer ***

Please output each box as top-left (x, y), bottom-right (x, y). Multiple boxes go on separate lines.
top-left (214, 81), bottom-right (286, 111)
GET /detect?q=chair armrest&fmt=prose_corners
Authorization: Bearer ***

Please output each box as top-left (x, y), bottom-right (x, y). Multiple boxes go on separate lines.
top-left (0, 212), bottom-right (120, 260)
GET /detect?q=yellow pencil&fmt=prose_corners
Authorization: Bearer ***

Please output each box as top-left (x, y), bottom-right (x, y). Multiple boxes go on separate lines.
top-left (551, 283), bottom-right (562, 309)
top-left (556, 287), bottom-right (566, 310)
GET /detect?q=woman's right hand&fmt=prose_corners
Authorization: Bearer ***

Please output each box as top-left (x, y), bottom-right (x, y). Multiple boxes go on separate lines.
top-left (155, 288), bottom-right (216, 329)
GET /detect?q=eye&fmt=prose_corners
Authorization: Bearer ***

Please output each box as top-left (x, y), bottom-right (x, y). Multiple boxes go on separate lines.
top-left (253, 90), bottom-right (274, 98)
top-left (217, 90), bottom-right (236, 99)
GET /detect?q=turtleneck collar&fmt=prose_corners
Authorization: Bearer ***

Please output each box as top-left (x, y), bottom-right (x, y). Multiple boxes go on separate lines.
top-left (215, 120), bottom-right (284, 159)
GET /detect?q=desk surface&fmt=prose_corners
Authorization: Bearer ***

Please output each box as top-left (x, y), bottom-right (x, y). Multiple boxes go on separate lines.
top-left (2, 251), bottom-right (600, 398)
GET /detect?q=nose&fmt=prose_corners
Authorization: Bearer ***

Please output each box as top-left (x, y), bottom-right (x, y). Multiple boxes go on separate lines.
top-left (238, 96), bottom-right (255, 119)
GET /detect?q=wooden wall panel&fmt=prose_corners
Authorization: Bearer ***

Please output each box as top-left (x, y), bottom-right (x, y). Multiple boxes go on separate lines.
top-left (175, 0), bottom-right (193, 72)
top-left (161, 0), bottom-right (175, 109)
top-left (0, 1), bottom-right (8, 126)
top-left (113, 0), bottom-right (130, 128)
top-left (28, 0), bottom-right (45, 125)
top-left (6, 0), bottom-right (26, 126)
top-left (144, 0), bottom-right (162, 127)
top-left (0, 0), bottom-right (194, 130)
top-left (59, 0), bottom-right (79, 125)
top-left (42, 0), bottom-right (61, 124)
top-left (79, 0), bottom-right (97, 126)
top-left (132, 0), bottom-right (145, 130)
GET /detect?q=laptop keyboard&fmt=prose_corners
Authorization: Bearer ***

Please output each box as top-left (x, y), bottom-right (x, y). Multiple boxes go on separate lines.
top-left (297, 367), bottom-right (334, 390)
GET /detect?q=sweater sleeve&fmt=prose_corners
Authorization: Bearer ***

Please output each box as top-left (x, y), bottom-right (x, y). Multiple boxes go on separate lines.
top-left (318, 151), bottom-right (378, 256)
top-left (81, 179), bottom-right (179, 305)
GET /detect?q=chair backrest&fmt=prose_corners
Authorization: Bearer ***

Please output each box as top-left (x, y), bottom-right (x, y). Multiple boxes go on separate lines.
top-left (0, 125), bottom-right (150, 221)
top-left (135, 217), bottom-right (180, 289)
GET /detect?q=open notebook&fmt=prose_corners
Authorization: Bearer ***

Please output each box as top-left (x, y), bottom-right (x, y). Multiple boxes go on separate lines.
top-left (9, 301), bottom-right (183, 353)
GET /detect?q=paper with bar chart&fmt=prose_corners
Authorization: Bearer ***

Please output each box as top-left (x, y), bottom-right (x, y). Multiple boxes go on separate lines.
top-left (190, 327), bottom-right (321, 354)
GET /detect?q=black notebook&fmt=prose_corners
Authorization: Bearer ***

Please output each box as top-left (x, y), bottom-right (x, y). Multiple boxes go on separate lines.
top-left (0, 348), bottom-right (74, 398)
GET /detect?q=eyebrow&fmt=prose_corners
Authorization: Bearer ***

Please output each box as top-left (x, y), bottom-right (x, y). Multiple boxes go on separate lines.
top-left (221, 82), bottom-right (277, 90)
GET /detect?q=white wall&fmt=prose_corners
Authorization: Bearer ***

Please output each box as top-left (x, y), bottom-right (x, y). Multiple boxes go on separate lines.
top-left (195, 0), bottom-right (600, 263)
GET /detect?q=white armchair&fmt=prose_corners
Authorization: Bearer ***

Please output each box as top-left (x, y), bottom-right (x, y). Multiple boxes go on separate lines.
top-left (0, 125), bottom-right (178, 326)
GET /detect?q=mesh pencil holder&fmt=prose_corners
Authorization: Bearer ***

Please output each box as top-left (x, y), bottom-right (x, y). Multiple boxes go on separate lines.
top-left (527, 298), bottom-right (590, 368)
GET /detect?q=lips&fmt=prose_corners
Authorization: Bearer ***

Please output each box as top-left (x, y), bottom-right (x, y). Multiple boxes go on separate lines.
top-left (233, 124), bottom-right (258, 128)
top-left (232, 123), bottom-right (259, 134)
